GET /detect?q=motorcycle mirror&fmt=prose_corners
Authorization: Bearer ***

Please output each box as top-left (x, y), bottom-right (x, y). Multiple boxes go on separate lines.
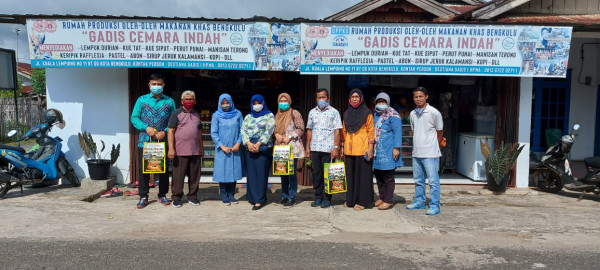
top-left (573, 124), bottom-right (580, 131)
top-left (57, 120), bottom-right (66, 129)
top-left (7, 130), bottom-right (17, 137)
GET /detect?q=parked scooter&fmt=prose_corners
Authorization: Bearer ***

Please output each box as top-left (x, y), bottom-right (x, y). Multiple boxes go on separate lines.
top-left (0, 109), bottom-right (80, 198)
top-left (531, 124), bottom-right (600, 199)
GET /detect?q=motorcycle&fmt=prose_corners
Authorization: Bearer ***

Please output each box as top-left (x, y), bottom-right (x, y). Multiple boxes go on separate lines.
top-left (0, 109), bottom-right (80, 198)
top-left (531, 124), bottom-right (600, 199)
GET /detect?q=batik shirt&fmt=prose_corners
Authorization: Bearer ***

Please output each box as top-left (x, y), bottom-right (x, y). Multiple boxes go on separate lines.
top-left (306, 106), bottom-right (343, 153)
top-left (241, 113), bottom-right (276, 147)
top-left (131, 93), bottom-right (176, 147)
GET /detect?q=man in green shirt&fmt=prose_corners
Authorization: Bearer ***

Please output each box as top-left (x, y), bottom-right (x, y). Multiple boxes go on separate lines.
top-left (130, 73), bottom-right (176, 209)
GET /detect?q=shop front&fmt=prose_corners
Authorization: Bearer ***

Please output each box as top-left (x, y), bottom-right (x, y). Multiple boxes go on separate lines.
top-left (23, 16), bottom-right (572, 187)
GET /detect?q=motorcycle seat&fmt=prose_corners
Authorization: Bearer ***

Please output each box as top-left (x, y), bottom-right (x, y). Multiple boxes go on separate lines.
top-left (0, 144), bottom-right (26, 154)
top-left (584, 157), bottom-right (600, 168)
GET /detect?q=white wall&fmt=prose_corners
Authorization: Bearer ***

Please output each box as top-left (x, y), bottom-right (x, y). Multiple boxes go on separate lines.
top-left (516, 78), bottom-right (533, 188)
top-left (46, 68), bottom-right (130, 183)
top-left (568, 37), bottom-right (600, 160)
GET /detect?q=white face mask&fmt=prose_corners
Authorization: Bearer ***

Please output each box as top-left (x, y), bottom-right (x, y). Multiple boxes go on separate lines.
top-left (253, 104), bottom-right (264, 112)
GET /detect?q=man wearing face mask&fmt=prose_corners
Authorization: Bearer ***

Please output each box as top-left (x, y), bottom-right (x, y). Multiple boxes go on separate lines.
top-left (305, 88), bottom-right (343, 208)
top-left (167, 90), bottom-right (204, 208)
top-left (130, 73), bottom-right (176, 209)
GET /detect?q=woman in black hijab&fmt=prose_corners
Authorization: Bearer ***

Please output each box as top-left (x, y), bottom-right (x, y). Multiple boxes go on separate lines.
top-left (341, 88), bottom-right (375, 210)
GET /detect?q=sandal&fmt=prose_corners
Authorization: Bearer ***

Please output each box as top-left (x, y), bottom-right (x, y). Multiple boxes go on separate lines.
top-left (378, 202), bottom-right (393, 210)
top-left (374, 199), bottom-right (383, 207)
top-left (353, 204), bottom-right (365, 211)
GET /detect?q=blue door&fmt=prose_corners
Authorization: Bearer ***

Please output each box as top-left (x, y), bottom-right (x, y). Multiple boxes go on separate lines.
top-left (531, 70), bottom-right (571, 152)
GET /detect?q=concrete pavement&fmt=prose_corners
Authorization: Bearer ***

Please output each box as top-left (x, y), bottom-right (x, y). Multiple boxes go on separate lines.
top-left (1, 180), bottom-right (600, 269)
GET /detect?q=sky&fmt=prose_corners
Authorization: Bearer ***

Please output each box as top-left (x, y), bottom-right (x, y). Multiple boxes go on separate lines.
top-left (0, 0), bottom-right (361, 63)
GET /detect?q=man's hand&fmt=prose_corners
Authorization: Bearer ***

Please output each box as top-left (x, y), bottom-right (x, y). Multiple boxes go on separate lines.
top-left (146, 126), bottom-right (155, 137)
top-left (154, 131), bottom-right (166, 140)
top-left (393, 148), bottom-right (400, 160)
top-left (168, 149), bottom-right (176, 160)
top-left (331, 147), bottom-right (340, 160)
top-left (283, 136), bottom-right (291, 144)
top-left (305, 146), bottom-right (311, 158)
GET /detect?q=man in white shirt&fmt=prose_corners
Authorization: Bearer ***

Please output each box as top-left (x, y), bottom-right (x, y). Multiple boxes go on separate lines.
top-left (406, 87), bottom-right (444, 216)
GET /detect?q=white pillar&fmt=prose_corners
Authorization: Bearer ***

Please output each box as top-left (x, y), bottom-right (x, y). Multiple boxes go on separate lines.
top-left (516, 77), bottom-right (533, 188)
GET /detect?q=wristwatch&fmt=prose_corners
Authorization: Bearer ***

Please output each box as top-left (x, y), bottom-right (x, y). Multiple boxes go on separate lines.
top-left (333, 145), bottom-right (340, 149)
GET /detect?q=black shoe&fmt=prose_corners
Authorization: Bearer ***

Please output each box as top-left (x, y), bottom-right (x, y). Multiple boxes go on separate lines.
top-left (252, 204), bottom-right (263, 210)
top-left (311, 198), bottom-right (323, 207)
top-left (283, 199), bottom-right (296, 209)
top-left (275, 198), bottom-right (288, 205)
top-left (320, 199), bottom-right (331, 208)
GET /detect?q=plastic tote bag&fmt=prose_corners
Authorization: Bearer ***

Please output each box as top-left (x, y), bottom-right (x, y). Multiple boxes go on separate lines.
top-left (273, 145), bottom-right (294, 175)
top-left (324, 159), bottom-right (347, 194)
top-left (142, 142), bottom-right (166, 174)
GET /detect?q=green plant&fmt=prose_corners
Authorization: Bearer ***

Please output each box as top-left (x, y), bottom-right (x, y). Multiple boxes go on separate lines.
top-left (31, 68), bottom-right (46, 94)
top-left (78, 131), bottom-right (120, 165)
top-left (480, 139), bottom-right (524, 185)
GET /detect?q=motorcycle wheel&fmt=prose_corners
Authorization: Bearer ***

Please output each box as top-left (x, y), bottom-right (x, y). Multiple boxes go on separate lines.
top-left (58, 157), bottom-right (81, 187)
top-left (0, 174), bottom-right (9, 198)
top-left (63, 170), bottom-right (80, 187)
top-left (534, 171), bottom-right (563, 193)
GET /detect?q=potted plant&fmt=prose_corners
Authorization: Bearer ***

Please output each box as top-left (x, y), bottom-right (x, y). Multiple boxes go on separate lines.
top-left (78, 131), bottom-right (120, 180)
top-left (480, 138), bottom-right (524, 193)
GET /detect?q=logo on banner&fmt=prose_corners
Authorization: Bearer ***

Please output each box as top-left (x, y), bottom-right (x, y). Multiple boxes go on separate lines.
top-left (305, 26), bottom-right (329, 38)
top-left (230, 33), bottom-right (243, 45)
top-left (502, 37), bottom-right (515, 50)
top-left (32, 20), bottom-right (57, 33)
top-left (332, 35), bottom-right (348, 47)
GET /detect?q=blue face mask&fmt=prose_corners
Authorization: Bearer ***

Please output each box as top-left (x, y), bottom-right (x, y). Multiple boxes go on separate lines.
top-left (278, 102), bottom-right (290, 111)
top-left (150, 85), bottom-right (163, 95)
top-left (317, 100), bottom-right (328, 109)
top-left (375, 104), bottom-right (388, 112)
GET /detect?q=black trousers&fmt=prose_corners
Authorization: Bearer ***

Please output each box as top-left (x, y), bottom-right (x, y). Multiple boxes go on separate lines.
top-left (345, 155), bottom-right (374, 207)
top-left (374, 169), bottom-right (395, 204)
top-left (138, 148), bottom-right (170, 199)
top-left (311, 151), bottom-right (332, 201)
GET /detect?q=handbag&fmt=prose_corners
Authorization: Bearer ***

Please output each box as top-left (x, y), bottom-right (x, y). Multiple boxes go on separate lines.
top-left (324, 159), bottom-right (347, 194)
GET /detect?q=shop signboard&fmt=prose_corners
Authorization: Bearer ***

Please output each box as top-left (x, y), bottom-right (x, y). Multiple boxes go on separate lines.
top-left (300, 23), bottom-right (572, 77)
top-left (26, 19), bottom-right (301, 71)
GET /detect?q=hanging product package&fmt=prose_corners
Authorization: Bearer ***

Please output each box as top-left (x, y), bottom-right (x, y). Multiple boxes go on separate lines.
top-left (142, 142), bottom-right (166, 174)
top-left (324, 159), bottom-right (347, 194)
top-left (273, 145), bottom-right (294, 175)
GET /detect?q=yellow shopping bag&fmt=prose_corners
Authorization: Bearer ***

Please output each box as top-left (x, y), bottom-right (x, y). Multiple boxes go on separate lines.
top-left (142, 142), bottom-right (166, 174)
top-left (324, 159), bottom-right (346, 194)
top-left (273, 145), bottom-right (294, 175)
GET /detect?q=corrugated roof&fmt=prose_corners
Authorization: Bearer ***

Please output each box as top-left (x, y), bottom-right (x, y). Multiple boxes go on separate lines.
top-left (0, 14), bottom-right (309, 25)
top-left (498, 14), bottom-right (600, 25)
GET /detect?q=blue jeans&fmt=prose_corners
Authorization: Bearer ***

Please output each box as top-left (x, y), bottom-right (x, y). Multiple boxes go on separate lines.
top-left (280, 159), bottom-right (298, 200)
top-left (412, 157), bottom-right (440, 208)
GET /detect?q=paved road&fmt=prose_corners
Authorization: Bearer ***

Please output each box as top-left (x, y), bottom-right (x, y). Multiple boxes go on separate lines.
top-left (1, 238), bottom-right (598, 269)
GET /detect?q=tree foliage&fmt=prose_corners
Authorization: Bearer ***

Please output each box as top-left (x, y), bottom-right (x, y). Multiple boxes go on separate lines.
top-left (31, 68), bottom-right (46, 94)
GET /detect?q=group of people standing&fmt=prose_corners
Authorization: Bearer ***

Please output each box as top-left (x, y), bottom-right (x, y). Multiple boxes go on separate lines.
top-left (131, 73), bottom-right (444, 216)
